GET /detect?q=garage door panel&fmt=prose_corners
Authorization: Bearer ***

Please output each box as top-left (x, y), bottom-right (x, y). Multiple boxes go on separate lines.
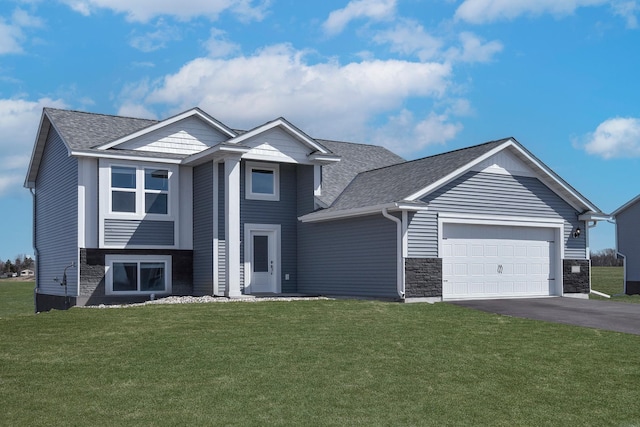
top-left (442, 224), bottom-right (556, 300)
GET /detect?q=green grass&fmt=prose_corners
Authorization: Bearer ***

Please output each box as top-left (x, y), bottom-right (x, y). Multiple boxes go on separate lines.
top-left (0, 279), bottom-right (34, 318)
top-left (1, 300), bottom-right (639, 426)
top-left (591, 266), bottom-right (640, 303)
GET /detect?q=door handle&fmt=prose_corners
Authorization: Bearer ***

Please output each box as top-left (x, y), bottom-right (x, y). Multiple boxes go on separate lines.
top-left (270, 260), bottom-right (274, 275)
top-left (497, 265), bottom-right (503, 274)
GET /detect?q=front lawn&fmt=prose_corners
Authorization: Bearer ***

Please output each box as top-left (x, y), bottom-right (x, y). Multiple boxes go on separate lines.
top-left (590, 266), bottom-right (640, 303)
top-left (0, 279), bottom-right (34, 318)
top-left (1, 300), bottom-right (639, 426)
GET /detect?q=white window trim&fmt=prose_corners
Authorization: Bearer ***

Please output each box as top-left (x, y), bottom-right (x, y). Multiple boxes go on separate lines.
top-left (105, 255), bottom-right (172, 295)
top-left (100, 159), bottom-right (178, 221)
top-left (245, 161), bottom-right (279, 201)
top-left (99, 159), bottom-right (180, 249)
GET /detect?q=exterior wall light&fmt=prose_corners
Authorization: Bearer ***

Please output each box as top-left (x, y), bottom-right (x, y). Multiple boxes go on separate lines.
top-left (573, 227), bottom-right (581, 238)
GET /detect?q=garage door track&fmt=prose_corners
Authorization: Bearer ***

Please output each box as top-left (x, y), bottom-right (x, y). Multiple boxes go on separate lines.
top-left (450, 297), bottom-right (640, 335)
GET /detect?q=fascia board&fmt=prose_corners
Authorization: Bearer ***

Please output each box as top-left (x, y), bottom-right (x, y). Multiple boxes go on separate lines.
top-left (405, 140), bottom-right (514, 201)
top-left (96, 109), bottom-right (237, 150)
top-left (299, 203), bottom-right (427, 223)
top-left (308, 153), bottom-right (341, 164)
top-left (24, 111), bottom-right (74, 188)
top-left (182, 144), bottom-right (251, 165)
top-left (507, 143), bottom-right (601, 213)
top-left (69, 150), bottom-right (183, 164)
top-left (578, 212), bottom-right (612, 221)
top-left (611, 194), bottom-right (640, 217)
top-left (228, 119), bottom-right (330, 154)
top-left (406, 138), bottom-right (601, 214)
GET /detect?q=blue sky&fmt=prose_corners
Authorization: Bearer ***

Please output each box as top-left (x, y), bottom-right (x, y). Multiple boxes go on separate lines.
top-left (1, 0), bottom-right (639, 262)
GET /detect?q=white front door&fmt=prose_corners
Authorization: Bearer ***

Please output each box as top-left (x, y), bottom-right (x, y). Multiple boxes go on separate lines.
top-left (245, 224), bottom-right (280, 294)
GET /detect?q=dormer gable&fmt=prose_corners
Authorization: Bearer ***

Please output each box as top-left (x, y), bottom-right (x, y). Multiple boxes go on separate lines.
top-left (97, 108), bottom-right (237, 155)
top-left (184, 117), bottom-right (340, 166)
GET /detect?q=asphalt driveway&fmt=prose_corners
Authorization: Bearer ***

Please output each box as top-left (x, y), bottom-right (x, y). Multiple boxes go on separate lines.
top-left (450, 297), bottom-right (640, 335)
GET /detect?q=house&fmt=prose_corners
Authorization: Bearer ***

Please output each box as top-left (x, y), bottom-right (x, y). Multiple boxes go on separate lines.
top-left (612, 195), bottom-right (640, 294)
top-left (25, 107), bottom-right (605, 311)
top-left (20, 269), bottom-right (35, 277)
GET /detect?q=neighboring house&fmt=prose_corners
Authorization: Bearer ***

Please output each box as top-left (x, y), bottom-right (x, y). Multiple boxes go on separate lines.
top-left (20, 269), bottom-right (35, 277)
top-left (612, 195), bottom-right (640, 294)
top-left (25, 107), bottom-right (605, 311)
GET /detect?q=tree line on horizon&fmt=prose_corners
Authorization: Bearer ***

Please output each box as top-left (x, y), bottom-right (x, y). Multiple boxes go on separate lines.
top-left (1, 255), bottom-right (35, 276)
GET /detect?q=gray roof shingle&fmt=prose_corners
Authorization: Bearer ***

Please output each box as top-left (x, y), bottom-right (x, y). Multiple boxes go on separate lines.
top-left (315, 139), bottom-right (405, 207)
top-left (45, 108), bottom-right (158, 150)
top-left (327, 139), bottom-right (510, 211)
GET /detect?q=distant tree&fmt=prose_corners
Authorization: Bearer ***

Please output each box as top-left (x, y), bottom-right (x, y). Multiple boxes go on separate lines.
top-left (590, 249), bottom-right (623, 267)
top-left (22, 257), bottom-right (34, 270)
top-left (0, 259), bottom-right (4, 272)
top-left (4, 259), bottom-right (14, 273)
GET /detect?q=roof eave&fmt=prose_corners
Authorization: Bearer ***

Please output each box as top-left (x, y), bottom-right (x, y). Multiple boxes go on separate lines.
top-left (182, 143), bottom-right (252, 166)
top-left (96, 108), bottom-right (238, 150)
top-left (611, 194), bottom-right (640, 217)
top-left (299, 201), bottom-right (427, 223)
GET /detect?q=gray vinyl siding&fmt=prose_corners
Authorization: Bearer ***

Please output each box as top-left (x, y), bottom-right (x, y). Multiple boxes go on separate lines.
top-left (192, 162), bottom-right (213, 295)
top-left (298, 214), bottom-right (398, 298)
top-left (104, 219), bottom-right (174, 246)
top-left (297, 165), bottom-right (315, 217)
top-left (616, 202), bottom-right (640, 281)
top-left (407, 211), bottom-right (438, 257)
top-left (408, 171), bottom-right (586, 259)
top-left (240, 162), bottom-right (298, 293)
top-left (35, 128), bottom-right (78, 296)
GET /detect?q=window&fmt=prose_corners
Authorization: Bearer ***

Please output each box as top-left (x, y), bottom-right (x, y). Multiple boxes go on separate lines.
top-left (144, 169), bottom-right (168, 214)
top-left (108, 164), bottom-right (172, 216)
top-left (106, 255), bottom-right (171, 295)
top-left (245, 162), bottom-right (279, 201)
top-left (111, 167), bottom-right (136, 213)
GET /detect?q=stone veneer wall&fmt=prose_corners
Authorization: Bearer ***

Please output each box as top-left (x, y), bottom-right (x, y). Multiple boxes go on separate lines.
top-left (405, 258), bottom-right (442, 298)
top-left (78, 248), bottom-right (193, 305)
top-left (562, 259), bottom-right (590, 294)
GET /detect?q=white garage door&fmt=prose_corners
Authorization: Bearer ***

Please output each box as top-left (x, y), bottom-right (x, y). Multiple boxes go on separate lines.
top-left (442, 223), bottom-right (556, 300)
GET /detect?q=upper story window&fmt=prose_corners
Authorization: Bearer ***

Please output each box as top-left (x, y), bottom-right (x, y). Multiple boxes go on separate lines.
top-left (102, 160), bottom-right (177, 219)
top-left (245, 162), bottom-right (279, 201)
top-left (144, 169), bottom-right (168, 214)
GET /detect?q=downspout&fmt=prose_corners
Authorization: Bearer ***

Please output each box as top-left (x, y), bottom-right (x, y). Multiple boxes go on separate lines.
top-left (30, 187), bottom-right (39, 312)
top-left (382, 208), bottom-right (404, 299)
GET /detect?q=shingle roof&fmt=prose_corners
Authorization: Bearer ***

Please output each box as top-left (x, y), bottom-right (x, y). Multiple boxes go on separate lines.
top-left (314, 139), bottom-right (405, 206)
top-left (45, 108), bottom-right (158, 150)
top-left (327, 139), bottom-right (510, 211)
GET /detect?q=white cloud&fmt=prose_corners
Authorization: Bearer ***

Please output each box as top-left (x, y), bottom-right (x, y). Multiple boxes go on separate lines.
top-left (119, 44), bottom-right (453, 152)
top-left (0, 98), bottom-right (67, 196)
top-left (370, 110), bottom-right (463, 154)
top-left (455, 0), bottom-right (607, 24)
top-left (0, 20), bottom-right (23, 54)
top-left (372, 19), bottom-right (443, 61)
top-left (61, 0), bottom-right (270, 23)
top-left (204, 28), bottom-right (240, 58)
top-left (130, 21), bottom-right (181, 52)
top-left (323, 0), bottom-right (397, 36)
top-left (612, 1), bottom-right (639, 28)
top-left (582, 117), bottom-right (640, 158)
top-left (0, 9), bottom-right (43, 55)
top-left (446, 32), bottom-right (503, 63)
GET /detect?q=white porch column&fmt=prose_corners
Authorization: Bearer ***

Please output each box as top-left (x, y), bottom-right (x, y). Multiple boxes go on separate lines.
top-left (225, 155), bottom-right (242, 297)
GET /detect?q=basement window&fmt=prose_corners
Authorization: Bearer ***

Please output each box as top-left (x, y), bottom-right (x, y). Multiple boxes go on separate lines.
top-left (105, 255), bottom-right (172, 295)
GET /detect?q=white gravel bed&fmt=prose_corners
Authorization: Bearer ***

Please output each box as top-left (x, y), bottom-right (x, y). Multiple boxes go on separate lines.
top-left (83, 295), bottom-right (330, 309)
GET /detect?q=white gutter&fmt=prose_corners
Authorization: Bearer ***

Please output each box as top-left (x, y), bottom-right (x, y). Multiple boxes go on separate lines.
top-left (29, 188), bottom-right (39, 311)
top-left (382, 208), bottom-right (405, 300)
top-left (299, 202), bottom-right (427, 223)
